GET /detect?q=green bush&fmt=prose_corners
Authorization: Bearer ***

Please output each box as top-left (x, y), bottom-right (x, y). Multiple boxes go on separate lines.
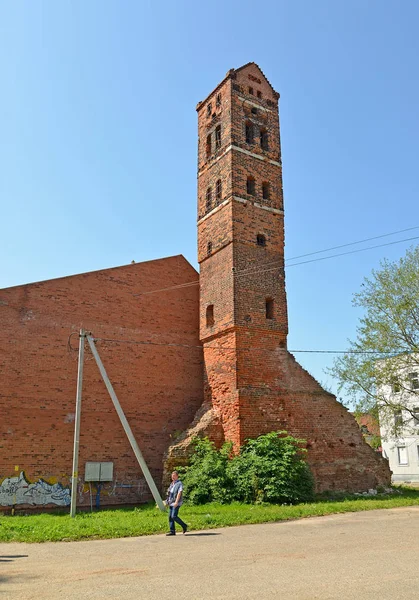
top-left (177, 431), bottom-right (314, 505)
top-left (177, 437), bottom-right (234, 504)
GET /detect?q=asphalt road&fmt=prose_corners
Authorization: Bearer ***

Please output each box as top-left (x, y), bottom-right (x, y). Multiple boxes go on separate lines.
top-left (1, 506), bottom-right (419, 600)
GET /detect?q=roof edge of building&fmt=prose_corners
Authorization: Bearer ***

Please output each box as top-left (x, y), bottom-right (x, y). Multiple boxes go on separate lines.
top-left (1, 254), bottom-right (198, 292)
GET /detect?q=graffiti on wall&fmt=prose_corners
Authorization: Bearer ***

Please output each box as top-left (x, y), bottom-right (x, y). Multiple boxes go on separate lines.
top-left (0, 471), bottom-right (71, 507)
top-left (76, 473), bottom-right (149, 505)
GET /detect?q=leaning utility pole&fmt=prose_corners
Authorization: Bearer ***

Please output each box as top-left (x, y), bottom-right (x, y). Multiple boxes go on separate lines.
top-left (86, 334), bottom-right (166, 512)
top-left (70, 329), bottom-right (85, 518)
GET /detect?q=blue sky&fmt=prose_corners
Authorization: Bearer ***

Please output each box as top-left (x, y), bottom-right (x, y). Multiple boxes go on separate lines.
top-left (1, 1), bottom-right (418, 397)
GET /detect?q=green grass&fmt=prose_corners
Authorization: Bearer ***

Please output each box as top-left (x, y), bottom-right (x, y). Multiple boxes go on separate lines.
top-left (1, 488), bottom-right (419, 543)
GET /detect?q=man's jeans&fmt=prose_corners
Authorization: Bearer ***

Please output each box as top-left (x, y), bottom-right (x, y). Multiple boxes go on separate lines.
top-left (169, 505), bottom-right (187, 534)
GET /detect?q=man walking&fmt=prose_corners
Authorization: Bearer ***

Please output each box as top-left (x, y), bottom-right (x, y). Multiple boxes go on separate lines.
top-left (166, 471), bottom-right (188, 536)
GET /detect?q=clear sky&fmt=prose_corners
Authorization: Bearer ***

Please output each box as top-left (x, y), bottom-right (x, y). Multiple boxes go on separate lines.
top-left (1, 1), bottom-right (418, 398)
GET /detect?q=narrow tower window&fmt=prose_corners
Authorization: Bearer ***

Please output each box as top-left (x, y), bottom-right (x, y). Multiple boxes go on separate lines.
top-left (247, 176), bottom-right (255, 196)
top-left (216, 179), bottom-right (222, 202)
top-left (207, 103), bottom-right (212, 117)
top-left (206, 305), bottom-right (214, 327)
top-left (257, 234), bottom-right (266, 247)
top-left (215, 125), bottom-right (221, 150)
top-left (215, 125), bottom-right (221, 149)
top-left (260, 129), bottom-right (269, 151)
top-left (262, 182), bottom-right (270, 200)
top-left (257, 91), bottom-right (262, 99)
top-left (216, 93), bottom-right (221, 107)
top-left (206, 134), bottom-right (212, 158)
top-left (266, 298), bottom-right (274, 319)
top-left (206, 187), bottom-right (212, 211)
top-left (245, 122), bottom-right (254, 144)
top-left (207, 241), bottom-right (212, 256)
top-left (248, 86), bottom-right (254, 95)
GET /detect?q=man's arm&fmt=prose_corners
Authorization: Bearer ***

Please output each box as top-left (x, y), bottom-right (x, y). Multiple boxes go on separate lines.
top-left (174, 485), bottom-right (183, 507)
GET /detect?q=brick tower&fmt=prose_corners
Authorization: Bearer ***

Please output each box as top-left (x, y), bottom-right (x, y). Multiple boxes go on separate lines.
top-left (166, 63), bottom-right (390, 492)
top-left (197, 63), bottom-right (287, 447)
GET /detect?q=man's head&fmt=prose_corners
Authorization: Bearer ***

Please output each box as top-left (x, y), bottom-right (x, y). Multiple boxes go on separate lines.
top-left (171, 471), bottom-right (179, 482)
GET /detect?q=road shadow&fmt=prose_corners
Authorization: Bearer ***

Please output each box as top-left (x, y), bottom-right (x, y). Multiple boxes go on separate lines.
top-left (0, 571), bottom-right (36, 593)
top-left (185, 533), bottom-right (220, 537)
top-left (0, 555), bottom-right (28, 563)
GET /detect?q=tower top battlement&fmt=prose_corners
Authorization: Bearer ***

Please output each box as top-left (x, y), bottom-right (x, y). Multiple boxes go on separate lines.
top-left (196, 62), bottom-right (280, 112)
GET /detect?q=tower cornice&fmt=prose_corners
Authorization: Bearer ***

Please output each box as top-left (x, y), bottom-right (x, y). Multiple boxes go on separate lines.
top-left (196, 69), bottom-right (236, 112)
top-left (198, 144), bottom-right (282, 177)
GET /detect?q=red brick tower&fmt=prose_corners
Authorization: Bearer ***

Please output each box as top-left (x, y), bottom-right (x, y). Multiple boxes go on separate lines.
top-left (191, 64), bottom-right (390, 492)
top-left (197, 63), bottom-right (287, 446)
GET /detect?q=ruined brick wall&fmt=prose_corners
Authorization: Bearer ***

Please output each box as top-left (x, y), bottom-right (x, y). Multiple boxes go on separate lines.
top-left (0, 256), bottom-right (203, 509)
top-left (235, 335), bottom-right (389, 491)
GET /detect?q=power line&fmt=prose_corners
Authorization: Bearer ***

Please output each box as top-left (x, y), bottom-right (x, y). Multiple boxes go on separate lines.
top-left (131, 229), bottom-right (419, 295)
top-left (288, 235), bottom-right (419, 267)
top-left (241, 226), bottom-right (419, 275)
top-left (285, 225), bottom-right (419, 262)
top-left (90, 336), bottom-right (394, 355)
top-left (133, 280), bottom-right (199, 297)
top-left (234, 234), bottom-right (419, 278)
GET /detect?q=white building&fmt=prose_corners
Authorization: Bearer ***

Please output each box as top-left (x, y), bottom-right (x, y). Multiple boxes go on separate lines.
top-left (378, 360), bottom-right (419, 482)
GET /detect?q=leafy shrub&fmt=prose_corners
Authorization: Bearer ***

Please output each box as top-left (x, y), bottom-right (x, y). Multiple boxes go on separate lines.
top-left (177, 431), bottom-right (314, 505)
top-left (176, 437), bottom-right (234, 504)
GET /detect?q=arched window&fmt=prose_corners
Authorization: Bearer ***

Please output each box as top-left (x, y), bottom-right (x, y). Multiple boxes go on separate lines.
top-left (216, 179), bottom-right (222, 202)
top-left (262, 182), bottom-right (270, 200)
top-left (260, 129), bottom-right (269, 150)
top-left (206, 134), bottom-right (212, 158)
top-left (206, 187), bottom-right (212, 211)
top-left (215, 125), bottom-right (221, 149)
top-left (245, 121), bottom-right (254, 144)
top-left (257, 234), bottom-right (266, 247)
top-left (246, 176), bottom-right (255, 196)
top-left (207, 241), bottom-right (212, 256)
top-left (266, 298), bottom-right (274, 319)
top-left (206, 305), bottom-right (214, 327)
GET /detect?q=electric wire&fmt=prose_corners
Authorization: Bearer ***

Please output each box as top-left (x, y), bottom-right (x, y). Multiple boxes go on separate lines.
top-left (242, 229), bottom-right (419, 274)
top-left (90, 335), bottom-right (395, 355)
top-left (67, 331), bottom-right (79, 352)
top-left (130, 229), bottom-right (419, 295)
top-left (65, 225), bottom-right (419, 357)
top-left (134, 280), bottom-right (199, 297)
top-left (233, 234), bottom-right (419, 278)
top-left (285, 225), bottom-right (419, 262)
top-left (251, 225), bottom-right (419, 274)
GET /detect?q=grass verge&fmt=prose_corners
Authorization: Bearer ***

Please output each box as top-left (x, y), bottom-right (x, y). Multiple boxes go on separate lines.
top-left (1, 487), bottom-right (419, 543)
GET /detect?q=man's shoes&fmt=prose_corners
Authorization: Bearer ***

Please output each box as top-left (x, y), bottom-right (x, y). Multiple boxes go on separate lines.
top-left (182, 525), bottom-right (188, 535)
top-left (166, 532), bottom-right (176, 536)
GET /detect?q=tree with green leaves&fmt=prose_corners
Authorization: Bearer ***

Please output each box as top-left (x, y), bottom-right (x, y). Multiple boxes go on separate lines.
top-left (330, 245), bottom-right (419, 439)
